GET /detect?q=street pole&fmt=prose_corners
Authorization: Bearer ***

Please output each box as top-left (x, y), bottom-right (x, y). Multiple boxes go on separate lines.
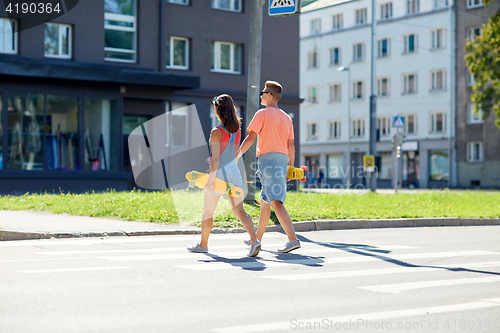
top-left (244, 0), bottom-right (265, 204)
top-left (369, 0), bottom-right (377, 192)
top-left (338, 65), bottom-right (351, 189)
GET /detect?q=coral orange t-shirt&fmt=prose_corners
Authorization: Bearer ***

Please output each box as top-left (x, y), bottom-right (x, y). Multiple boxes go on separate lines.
top-left (247, 107), bottom-right (294, 157)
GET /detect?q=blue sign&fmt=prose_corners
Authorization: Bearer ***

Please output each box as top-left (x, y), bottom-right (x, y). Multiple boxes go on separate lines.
top-left (269, 0), bottom-right (301, 16)
top-left (393, 116), bottom-right (405, 128)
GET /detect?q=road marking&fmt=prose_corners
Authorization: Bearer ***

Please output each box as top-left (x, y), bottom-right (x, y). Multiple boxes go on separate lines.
top-left (34, 244), bottom-right (416, 256)
top-left (263, 261), bottom-right (500, 281)
top-left (20, 266), bottom-right (131, 274)
top-left (359, 276), bottom-right (500, 293)
top-left (211, 298), bottom-right (500, 333)
top-left (175, 250), bottom-right (499, 271)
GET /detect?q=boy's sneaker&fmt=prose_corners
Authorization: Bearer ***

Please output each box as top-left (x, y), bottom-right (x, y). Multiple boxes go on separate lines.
top-left (187, 243), bottom-right (208, 253)
top-left (247, 240), bottom-right (261, 257)
top-left (243, 238), bottom-right (252, 246)
top-left (277, 240), bottom-right (300, 253)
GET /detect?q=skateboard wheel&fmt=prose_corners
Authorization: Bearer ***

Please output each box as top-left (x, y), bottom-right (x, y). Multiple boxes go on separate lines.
top-left (192, 171), bottom-right (198, 177)
top-left (223, 194), bottom-right (230, 200)
top-left (188, 181), bottom-right (195, 188)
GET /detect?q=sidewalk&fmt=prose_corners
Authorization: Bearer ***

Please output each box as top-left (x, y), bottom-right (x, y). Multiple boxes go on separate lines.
top-left (1, 210), bottom-right (499, 241)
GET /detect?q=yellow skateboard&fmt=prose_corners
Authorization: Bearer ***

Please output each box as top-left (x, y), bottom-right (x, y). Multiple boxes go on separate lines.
top-left (287, 166), bottom-right (308, 182)
top-left (185, 171), bottom-right (243, 198)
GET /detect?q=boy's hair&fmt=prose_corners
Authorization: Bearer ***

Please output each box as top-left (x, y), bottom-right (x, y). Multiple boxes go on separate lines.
top-left (265, 81), bottom-right (283, 100)
top-left (213, 94), bottom-right (241, 134)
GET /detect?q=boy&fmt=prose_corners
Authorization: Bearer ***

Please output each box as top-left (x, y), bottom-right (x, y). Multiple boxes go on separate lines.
top-left (237, 81), bottom-right (300, 253)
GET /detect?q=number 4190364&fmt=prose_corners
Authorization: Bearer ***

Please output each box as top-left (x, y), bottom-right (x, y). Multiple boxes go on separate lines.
top-left (6, 2), bottom-right (61, 14)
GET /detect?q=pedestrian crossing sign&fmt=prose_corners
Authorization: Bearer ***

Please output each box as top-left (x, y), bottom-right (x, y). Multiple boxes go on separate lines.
top-left (269, 0), bottom-right (301, 16)
top-left (393, 116), bottom-right (405, 128)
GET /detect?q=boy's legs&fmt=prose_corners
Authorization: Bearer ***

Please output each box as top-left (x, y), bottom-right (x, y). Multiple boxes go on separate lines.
top-left (229, 195), bottom-right (257, 244)
top-left (271, 200), bottom-right (298, 241)
top-left (199, 192), bottom-right (221, 248)
top-left (256, 199), bottom-right (271, 241)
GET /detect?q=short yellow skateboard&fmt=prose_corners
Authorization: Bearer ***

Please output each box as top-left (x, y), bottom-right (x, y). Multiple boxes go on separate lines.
top-left (287, 166), bottom-right (308, 182)
top-left (185, 171), bottom-right (243, 198)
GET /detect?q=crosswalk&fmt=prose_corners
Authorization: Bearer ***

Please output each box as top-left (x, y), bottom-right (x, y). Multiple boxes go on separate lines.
top-left (3, 232), bottom-right (500, 332)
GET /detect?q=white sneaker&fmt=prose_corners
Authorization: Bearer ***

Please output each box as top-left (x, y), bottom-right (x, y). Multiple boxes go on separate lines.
top-left (247, 240), bottom-right (261, 257)
top-left (187, 243), bottom-right (208, 253)
top-left (243, 238), bottom-right (252, 246)
top-left (277, 240), bottom-right (300, 253)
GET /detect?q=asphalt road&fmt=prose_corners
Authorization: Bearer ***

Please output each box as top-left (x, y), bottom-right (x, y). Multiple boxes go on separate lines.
top-left (1, 226), bottom-right (500, 333)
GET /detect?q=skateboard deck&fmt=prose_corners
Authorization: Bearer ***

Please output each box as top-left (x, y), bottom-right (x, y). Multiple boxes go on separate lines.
top-left (287, 166), bottom-right (308, 182)
top-left (185, 171), bottom-right (243, 198)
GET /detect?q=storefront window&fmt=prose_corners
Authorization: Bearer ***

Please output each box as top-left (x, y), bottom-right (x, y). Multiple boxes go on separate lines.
top-left (0, 95), bottom-right (2, 169)
top-left (377, 152), bottom-right (392, 180)
top-left (429, 150), bottom-right (449, 181)
top-left (327, 154), bottom-right (343, 179)
top-left (85, 99), bottom-right (118, 171)
top-left (7, 94), bottom-right (44, 170)
top-left (46, 95), bottom-right (79, 170)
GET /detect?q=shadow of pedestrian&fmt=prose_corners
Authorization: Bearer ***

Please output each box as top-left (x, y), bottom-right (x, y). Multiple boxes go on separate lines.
top-left (199, 252), bottom-right (325, 270)
top-left (200, 253), bottom-right (267, 271)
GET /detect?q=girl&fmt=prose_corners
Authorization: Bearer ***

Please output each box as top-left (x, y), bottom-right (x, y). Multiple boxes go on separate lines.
top-left (187, 94), bottom-right (261, 257)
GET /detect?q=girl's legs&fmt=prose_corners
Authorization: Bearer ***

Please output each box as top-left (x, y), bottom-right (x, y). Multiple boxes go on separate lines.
top-left (229, 195), bottom-right (257, 244)
top-left (200, 192), bottom-right (221, 248)
top-left (256, 199), bottom-right (271, 241)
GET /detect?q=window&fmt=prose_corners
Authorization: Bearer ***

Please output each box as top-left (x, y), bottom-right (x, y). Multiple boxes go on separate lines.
top-left (356, 8), bottom-right (367, 24)
top-left (467, 104), bottom-right (483, 123)
top-left (467, 142), bottom-right (483, 162)
top-left (429, 150), bottom-right (449, 180)
top-left (403, 34), bottom-right (417, 53)
top-left (377, 152), bottom-right (392, 179)
top-left (380, 2), bottom-right (393, 19)
top-left (431, 70), bottom-right (446, 91)
top-left (404, 114), bottom-right (417, 134)
top-left (333, 14), bottom-right (343, 29)
top-left (211, 41), bottom-right (241, 74)
top-left (330, 47), bottom-right (341, 65)
top-left (168, 0), bottom-right (189, 4)
top-left (212, 0), bottom-right (241, 12)
top-left (311, 18), bottom-right (321, 35)
top-left (0, 17), bottom-right (17, 54)
top-left (44, 23), bottom-right (72, 59)
top-left (308, 50), bottom-right (318, 68)
top-left (435, 0), bottom-right (448, 8)
top-left (351, 118), bottom-right (365, 137)
top-left (329, 84), bottom-right (341, 102)
top-left (166, 36), bottom-right (189, 70)
top-left (407, 0), bottom-right (419, 13)
top-left (353, 43), bottom-right (364, 62)
top-left (467, 0), bottom-right (483, 8)
top-left (377, 77), bottom-right (389, 96)
top-left (377, 116), bottom-right (391, 136)
top-left (329, 121), bottom-right (341, 139)
top-left (466, 69), bottom-right (475, 86)
top-left (327, 154), bottom-right (343, 179)
top-left (403, 74), bottom-right (417, 94)
top-left (104, 0), bottom-right (136, 62)
top-left (431, 29), bottom-right (446, 49)
top-left (352, 81), bottom-right (364, 99)
top-left (467, 27), bottom-right (481, 42)
top-left (307, 86), bottom-right (318, 103)
top-left (430, 112), bottom-right (447, 133)
top-left (377, 38), bottom-right (390, 58)
top-left (307, 123), bottom-right (318, 140)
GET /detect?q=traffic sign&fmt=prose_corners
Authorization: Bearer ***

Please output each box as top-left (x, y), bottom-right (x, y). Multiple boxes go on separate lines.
top-left (269, 0), bottom-right (301, 16)
top-left (393, 116), bottom-right (404, 128)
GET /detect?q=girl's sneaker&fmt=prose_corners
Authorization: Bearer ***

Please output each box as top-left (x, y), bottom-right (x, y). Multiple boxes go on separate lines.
top-left (247, 240), bottom-right (261, 257)
top-left (187, 243), bottom-right (208, 253)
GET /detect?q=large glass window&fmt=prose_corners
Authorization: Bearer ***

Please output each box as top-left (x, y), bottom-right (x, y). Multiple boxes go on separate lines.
top-left (46, 95), bottom-right (79, 170)
top-left (0, 95), bottom-right (2, 170)
top-left (212, 0), bottom-right (241, 12)
top-left (171, 108), bottom-right (188, 147)
top-left (377, 152), bottom-right (392, 180)
top-left (0, 17), bottom-right (17, 54)
top-left (167, 36), bottom-right (189, 70)
top-left (429, 150), bottom-right (449, 181)
top-left (211, 41), bottom-right (242, 74)
top-left (44, 23), bottom-right (72, 59)
top-left (327, 154), bottom-right (343, 179)
top-left (84, 99), bottom-right (119, 171)
top-left (7, 94), bottom-right (44, 170)
top-left (104, 0), bottom-right (136, 62)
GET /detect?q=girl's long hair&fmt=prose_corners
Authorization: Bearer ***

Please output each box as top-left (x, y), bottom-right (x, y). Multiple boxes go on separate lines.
top-left (213, 94), bottom-right (241, 134)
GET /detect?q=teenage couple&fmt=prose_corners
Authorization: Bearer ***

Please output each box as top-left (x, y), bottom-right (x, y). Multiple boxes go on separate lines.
top-left (187, 81), bottom-right (300, 257)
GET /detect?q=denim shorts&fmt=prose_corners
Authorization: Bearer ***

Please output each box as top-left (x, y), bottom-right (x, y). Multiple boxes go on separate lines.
top-left (204, 160), bottom-right (243, 197)
top-left (257, 152), bottom-right (288, 203)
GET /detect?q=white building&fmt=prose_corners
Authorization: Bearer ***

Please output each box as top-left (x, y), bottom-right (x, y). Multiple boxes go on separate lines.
top-left (300, 0), bottom-right (455, 189)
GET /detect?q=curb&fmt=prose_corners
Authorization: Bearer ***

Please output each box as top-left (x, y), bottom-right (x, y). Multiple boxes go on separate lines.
top-left (1, 218), bottom-right (499, 241)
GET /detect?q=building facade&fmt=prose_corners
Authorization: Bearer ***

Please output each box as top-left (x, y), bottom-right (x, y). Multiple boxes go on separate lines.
top-left (300, 0), bottom-right (456, 189)
top-left (455, 0), bottom-right (500, 188)
top-left (0, 0), bottom-right (301, 194)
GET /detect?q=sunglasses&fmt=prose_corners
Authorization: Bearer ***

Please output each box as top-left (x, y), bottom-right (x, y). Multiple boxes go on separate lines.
top-left (213, 96), bottom-right (219, 105)
top-left (260, 91), bottom-right (273, 96)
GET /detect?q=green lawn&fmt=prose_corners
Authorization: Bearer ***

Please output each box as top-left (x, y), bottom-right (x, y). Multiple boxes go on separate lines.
top-left (0, 190), bottom-right (499, 228)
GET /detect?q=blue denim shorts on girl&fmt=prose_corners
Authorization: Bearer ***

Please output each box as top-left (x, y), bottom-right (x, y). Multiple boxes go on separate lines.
top-left (257, 152), bottom-right (288, 203)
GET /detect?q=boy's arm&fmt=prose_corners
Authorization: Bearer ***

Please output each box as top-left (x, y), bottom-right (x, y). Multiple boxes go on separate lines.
top-left (236, 131), bottom-right (257, 160)
top-left (288, 139), bottom-right (295, 167)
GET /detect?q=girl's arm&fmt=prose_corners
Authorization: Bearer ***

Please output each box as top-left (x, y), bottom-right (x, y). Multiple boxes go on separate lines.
top-left (207, 128), bottom-right (222, 187)
top-left (236, 131), bottom-right (257, 160)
